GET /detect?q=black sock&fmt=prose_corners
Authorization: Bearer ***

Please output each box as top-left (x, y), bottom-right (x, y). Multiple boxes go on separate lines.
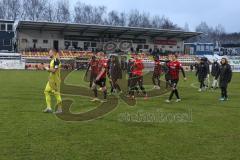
top-left (152, 77), bottom-right (156, 85)
top-left (169, 90), bottom-right (174, 100)
top-left (116, 84), bottom-right (121, 91)
top-left (93, 89), bottom-right (97, 97)
top-left (141, 87), bottom-right (146, 95)
top-left (175, 89), bottom-right (180, 99)
top-left (222, 87), bottom-right (227, 98)
top-left (225, 89), bottom-right (228, 98)
top-left (157, 78), bottom-right (160, 87)
top-left (111, 87), bottom-right (114, 93)
top-left (103, 90), bottom-right (107, 99)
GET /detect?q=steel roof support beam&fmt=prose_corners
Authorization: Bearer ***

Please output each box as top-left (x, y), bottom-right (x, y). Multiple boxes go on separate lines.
top-left (166, 33), bottom-right (184, 40)
top-left (99, 27), bottom-right (111, 35)
top-left (79, 27), bottom-right (89, 35)
top-left (117, 29), bottom-right (131, 37)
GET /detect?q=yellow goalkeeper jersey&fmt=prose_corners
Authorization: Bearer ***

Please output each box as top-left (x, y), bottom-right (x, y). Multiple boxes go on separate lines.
top-left (48, 58), bottom-right (61, 89)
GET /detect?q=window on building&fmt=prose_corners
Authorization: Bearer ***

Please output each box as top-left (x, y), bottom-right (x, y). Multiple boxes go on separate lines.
top-left (65, 41), bottom-right (70, 46)
top-left (91, 42), bottom-right (97, 48)
top-left (137, 44), bottom-right (143, 49)
top-left (210, 46), bottom-right (214, 51)
top-left (144, 45), bottom-right (149, 49)
top-left (205, 45), bottom-right (209, 51)
top-left (32, 39), bottom-right (38, 43)
top-left (3, 39), bottom-right (11, 46)
top-left (7, 24), bottom-right (13, 31)
top-left (21, 39), bottom-right (28, 43)
top-left (196, 45), bottom-right (200, 51)
top-left (84, 42), bottom-right (90, 50)
top-left (1, 24), bottom-right (6, 31)
top-left (43, 40), bottom-right (48, 44)
top-left (72, 41), bottom-right (78, 48)
top-left (84, 42), bottom-right (90, 47)
top-left (64, 41), bottom-right (71, 49)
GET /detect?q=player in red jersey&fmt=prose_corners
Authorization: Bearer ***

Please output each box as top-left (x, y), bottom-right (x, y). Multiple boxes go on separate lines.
top-left (126, 57), bottom-right (139, 97)
top-left (86, 55), bottom-right (99, 88)
top-left (164, 54), bottom-right (187, 103)
top-left (129, 55), bottom-right (147, 100)
top-left (91, 55), bottom-right (108, 103)
top-left (152, 56), bottom-right (162, 89)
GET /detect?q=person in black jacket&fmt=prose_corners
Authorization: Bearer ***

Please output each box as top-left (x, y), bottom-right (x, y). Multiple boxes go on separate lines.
top-left (190, 64), bottom-right (194, 72)
top-left (126, 57), bottom-right (140, 96)
top-left (211, 59), bottom-right (220, 89)
top-left (109, 55), bottom-right (122, 94)
top-left (216, 58), bottom-right (232, 101)
top-left (85, 55), bottom-right (99, 88)
top-left (204, 57), bottom-right (210, 88)
top-left (196, 58), bottom-right (209, 92)
top-left (152, 56), bottom-right (162, 89)
top-left (160, 57), bottom-right (171, 89)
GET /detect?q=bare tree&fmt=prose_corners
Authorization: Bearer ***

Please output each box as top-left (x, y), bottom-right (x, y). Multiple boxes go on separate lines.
top-left (92, 6), bottom-right (106, 24)
top-left (0, 0), bottom-right (21, 20)
top-left (105, 10), bottom-right (121, 26)
top-left (74, 2), bottom-right (106, 24)
top-left (119, 12), bottom-right (126, 26)
top-left (22, 0), bottom-right (47, 21)
top-left (74, 2), bottom-right (88, 23)
top-left (74, 2), bottom-right (94, 23)
top-left (0, 0), bottom-right (189, 33)
top-left (55, 0), bottom-right (71, 22)
top-left (128, 10), bottom-right (158, 28)
top-left (0, 0), bottom-right (6, 19)
top-left (152, 15), bottom-right (163, 28)
top-left (139, 12), bottom-right (151, 28)
top-left (188, 22), bottom-right (224, 43)
top-left (214, 24), bottom-right (225, 36)
top-left (195, 21), bottom-right (214, 42)
top-left (211, 24), bottom-right (226, 42)
top-left (161, 16), bottom-right (180, 29)
top-left (105, 11), bottom-right (126, 26)
top-left (128, 9), bottom-right (141, 27)
top-left (195, 21), bottom-right (213, 33)
top-left (42, 1), bottom-right (56, 22)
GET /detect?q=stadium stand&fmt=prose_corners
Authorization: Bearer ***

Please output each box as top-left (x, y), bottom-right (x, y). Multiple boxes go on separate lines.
top-left (21, 51), bottom-right (95, 59)
top-left (0, 53), bottom-right (25, 69)
top-left (1, 20), bottom-right (203, 70)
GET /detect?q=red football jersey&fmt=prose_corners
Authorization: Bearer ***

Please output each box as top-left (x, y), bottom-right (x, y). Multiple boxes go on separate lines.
top-left (89, 60), bottom-right (99, 75)
top-left (154, 60), bottom-right (162, 75)
top-left (167, 60), bottom-right (182, 80)
top-left (96, 59), bottom-right (108, 80)
top-left (132, 59), bottom-right (144, 76)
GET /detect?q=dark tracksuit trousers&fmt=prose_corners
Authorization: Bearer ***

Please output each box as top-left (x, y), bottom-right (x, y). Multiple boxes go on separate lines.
top-left (169, 79), bottom-right (180, 100)
top-left (216, 64), bottom-right (232, 99)
top-left (129, 75), bottom-right (146, 96)
top-left (152, 74), bottom-right (160, 86)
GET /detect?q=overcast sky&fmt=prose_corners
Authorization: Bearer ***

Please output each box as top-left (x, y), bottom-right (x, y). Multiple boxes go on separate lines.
top-left (72, 0), bottom-right (239, 33)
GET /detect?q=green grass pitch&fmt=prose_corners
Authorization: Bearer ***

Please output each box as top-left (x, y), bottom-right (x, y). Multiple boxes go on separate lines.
top-left (0, 70), bottom-right (240, 160)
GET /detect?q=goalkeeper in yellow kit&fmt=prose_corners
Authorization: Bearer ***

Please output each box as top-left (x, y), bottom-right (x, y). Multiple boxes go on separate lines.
top-left (43, 49), bottom-right (62, 114)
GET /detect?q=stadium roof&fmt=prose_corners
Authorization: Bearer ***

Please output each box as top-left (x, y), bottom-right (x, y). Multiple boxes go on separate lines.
top-left (16, 21), bottom-right (202, 40)
top-left (0, 19), bottom-right (14, 23)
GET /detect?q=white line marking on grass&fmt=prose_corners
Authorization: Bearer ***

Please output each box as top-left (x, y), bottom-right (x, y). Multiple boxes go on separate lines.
top-left (190, 82), bottom-right (199, 89)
